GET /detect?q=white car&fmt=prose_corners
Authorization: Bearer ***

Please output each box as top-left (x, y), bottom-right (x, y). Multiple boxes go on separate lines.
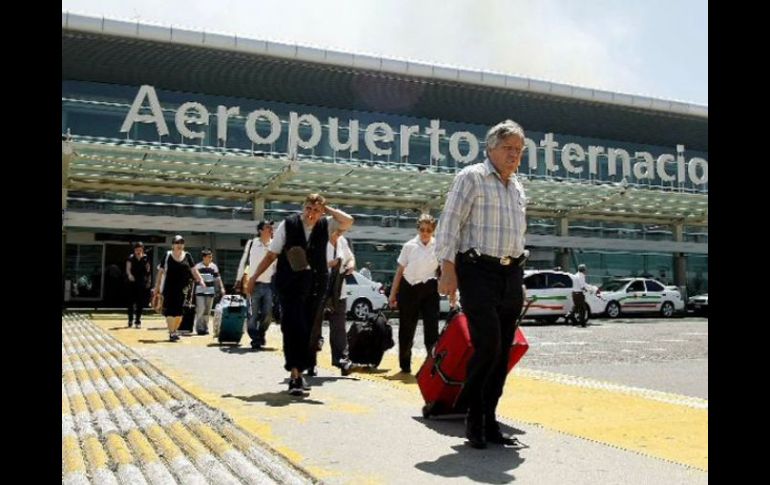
top-left (598, 277), bottom-right (685, 318)
top-left (687, 293), bottom-right (708, 316)
top-left (343, 271), bottom-right (389, 320)
top-left (522, 270), bottom-right (606, 323)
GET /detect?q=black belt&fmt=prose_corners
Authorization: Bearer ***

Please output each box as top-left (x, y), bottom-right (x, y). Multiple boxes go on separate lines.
top-left (460, 250), bottom-right (526, 267)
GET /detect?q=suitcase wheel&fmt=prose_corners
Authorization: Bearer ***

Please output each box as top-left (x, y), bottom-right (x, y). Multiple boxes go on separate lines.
top-left (422, 402), bottom-right (435, 419)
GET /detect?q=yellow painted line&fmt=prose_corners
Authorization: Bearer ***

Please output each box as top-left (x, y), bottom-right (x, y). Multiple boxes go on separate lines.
top-left (62, 435), bottom-right (87, 474)
top-left (68, 390), bottom-right (89, 416)
top-left (499, 377), bottom-right (708, 471)
top-left (62, 389), bottom-right (87, 475)
top-left (190, 422), bottom-right (235, 456)
top-left (82, 435), bottom-right (110, 470)
top-left (105, 433), bottom-right (135, 465)
top-left (126, 428), bottom-right (163, 464)
top-left (167, 422), bottom-right (208, 458)
top-left (145, 424), bottom-right (183, 461)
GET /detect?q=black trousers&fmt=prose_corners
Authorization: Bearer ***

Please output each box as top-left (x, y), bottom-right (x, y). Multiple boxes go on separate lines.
top-left (127, 284), bottom-right (149, 324)
top-left (278, 287), bottom-right (324, 373)
top-left (397, 278), bottom-right (440, 370)
top-left (456, 254), bottom-right (524, 418)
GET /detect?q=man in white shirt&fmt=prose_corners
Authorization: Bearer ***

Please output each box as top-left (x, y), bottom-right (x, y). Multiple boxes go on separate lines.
top-left (325, 230), bottom-right (355, 375)
top-left (237, 220), bottom-right (277, 349)
top-left (569, 264), bottom-right (589, 326)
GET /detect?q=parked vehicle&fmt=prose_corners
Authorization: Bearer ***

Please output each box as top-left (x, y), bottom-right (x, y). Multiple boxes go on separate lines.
top-left (687, 293), bottom-right (708, 317)
top-left (598, 277), bottom-right (684, 318)
top-left (522, 269), bottom-right (605, 324)
top-left (343, 271), bottom-right (389, 320)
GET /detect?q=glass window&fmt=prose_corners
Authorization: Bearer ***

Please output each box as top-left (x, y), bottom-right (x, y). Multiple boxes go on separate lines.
top-left (524, 273), bottom-right (547, 289)
top-left (65, 244), bottom-right (104, 299)
top-left (627, 280), bottom-right (645, 292)
top-left (645, 280), bottom-right (664, 292)
top-left (345, 274), bottom-right (358, 285)
top-left (548, 274), bottom-right (573, 289)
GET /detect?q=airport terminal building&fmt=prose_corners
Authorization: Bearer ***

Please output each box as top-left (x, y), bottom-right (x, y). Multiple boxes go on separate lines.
top-left (62, 13), bottom-right (708, 307)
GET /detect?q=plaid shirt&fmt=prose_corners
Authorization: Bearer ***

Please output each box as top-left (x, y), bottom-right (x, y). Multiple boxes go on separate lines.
top-left (435, 159), bottom-right (527, 263)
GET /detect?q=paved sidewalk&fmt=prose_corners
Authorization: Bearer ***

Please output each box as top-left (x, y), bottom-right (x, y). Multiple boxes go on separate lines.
top-left (65, 313), bottom-right (708, 484)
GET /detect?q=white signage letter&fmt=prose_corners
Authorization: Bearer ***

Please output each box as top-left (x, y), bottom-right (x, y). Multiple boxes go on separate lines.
top-left (288, 112), bottom-right (322, 158)
top-left (217, 105), bottom-right (240, 144)
top-left (449, 132), bottom-right (479, 164)
top-left (425, 119), bottom-right (446, 161)
top-left (607, 148), bottom-right (632, 179)
top-left (561, 143), bottom-right (585, 174)
top-left (399, 124), bottom-right (420, 159)
top-left (365, 122), bottom-right (395, 156)
top-left (328, 117), bottom-right (359, 153)
top-left (633, 152), bottom-right (655, 180)
top-left (245, 109), bottom-right (281, 145)
top-left (587, 145), bottom-right (604, 176)
top-left (688, 158), bottom-right (708, 185)
top-left (540, 133), bottom-right (559, 171)
top-left (175, 102), bottom-right (209, 140)
top-left (656, 154), bottom-right (676, 182)
top-left (120, 85), bottom-right (169, 137)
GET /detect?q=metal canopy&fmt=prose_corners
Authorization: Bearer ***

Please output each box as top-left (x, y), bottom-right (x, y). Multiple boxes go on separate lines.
top-left (63, 140), bottom-right (707, 226)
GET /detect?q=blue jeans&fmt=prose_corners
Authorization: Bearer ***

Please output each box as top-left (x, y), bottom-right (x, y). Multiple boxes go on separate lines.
top-left (248, 283), bottom-right (273, 344)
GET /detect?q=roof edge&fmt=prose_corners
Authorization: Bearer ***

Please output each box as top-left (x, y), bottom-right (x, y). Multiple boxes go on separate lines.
top-left (62, 11), bottom-right (708, 119)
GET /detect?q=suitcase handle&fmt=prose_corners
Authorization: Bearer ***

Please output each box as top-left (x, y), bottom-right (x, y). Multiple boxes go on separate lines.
top-left (431, 351), bottom-right (464, 387)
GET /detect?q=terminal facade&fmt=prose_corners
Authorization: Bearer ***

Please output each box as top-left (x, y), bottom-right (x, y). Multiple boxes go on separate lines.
top-left (62, 13), bottom-right (708, 307)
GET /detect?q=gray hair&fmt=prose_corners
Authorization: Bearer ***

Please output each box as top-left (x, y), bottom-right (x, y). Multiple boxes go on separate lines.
top-left (485, 120), bottom-right (525, 152)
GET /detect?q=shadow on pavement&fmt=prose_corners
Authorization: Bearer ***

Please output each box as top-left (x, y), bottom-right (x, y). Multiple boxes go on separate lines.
top-left (415, 444), bottom-right (524, 483)
top-left (222, 391), bottom-right (324, 407)
top-left (213, 345), bottom-right (279, 354)
top-left (412, 416), bottom-right (526, 440)
top-left (384, 372), bottom-right (418, 384)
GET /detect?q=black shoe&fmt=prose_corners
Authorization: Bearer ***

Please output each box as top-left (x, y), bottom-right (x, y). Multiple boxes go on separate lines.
top-left (400, 367), bottom-right (411, 374)
top-left (288, 378), bottom-right (304, 396)
top-left (197, 330), bottom-right (209, 336)
top-left (465, 414), bottom-right (486, 449)
top-left (485, 418), bottom-right (518, 446)
top-left (128, 322), bottom-right (133, 328)
top-left (300, 376), bottom-right (311, 391)
top-left (340, 360), bottom-right (353, 376)
top-left (306, 367), bottom-right (317, 377)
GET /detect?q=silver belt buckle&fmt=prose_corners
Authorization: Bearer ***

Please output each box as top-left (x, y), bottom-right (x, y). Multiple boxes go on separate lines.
top-left (500, 256), bottom-right (511, 266)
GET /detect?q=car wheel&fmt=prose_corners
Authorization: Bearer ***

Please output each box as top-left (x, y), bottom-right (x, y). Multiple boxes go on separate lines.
top-left (605, 301), bottom-right (621, 319)
top-left (351, 298), bottom-right (373, 320)
top-left (660, 301), bottom-right (675, 318)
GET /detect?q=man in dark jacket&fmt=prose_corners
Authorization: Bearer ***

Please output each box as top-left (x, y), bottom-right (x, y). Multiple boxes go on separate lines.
top-left (246, 194), bottom-right (354, 396)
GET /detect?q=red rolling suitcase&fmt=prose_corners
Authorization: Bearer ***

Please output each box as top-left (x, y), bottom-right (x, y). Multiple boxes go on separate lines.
top-left (417, 305), bottom-right (530, 418)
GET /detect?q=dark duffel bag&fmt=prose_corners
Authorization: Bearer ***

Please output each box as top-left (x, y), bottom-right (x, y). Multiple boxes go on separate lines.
top-left (347, 310), bottom-right (393, 367)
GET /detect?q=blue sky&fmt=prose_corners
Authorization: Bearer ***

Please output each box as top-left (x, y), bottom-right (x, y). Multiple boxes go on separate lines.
top-left (61, 0), bottom-right (707, 106)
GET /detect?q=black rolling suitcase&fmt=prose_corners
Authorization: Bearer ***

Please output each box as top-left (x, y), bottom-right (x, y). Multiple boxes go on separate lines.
top-left (346, 309), bottom-right (394, 367)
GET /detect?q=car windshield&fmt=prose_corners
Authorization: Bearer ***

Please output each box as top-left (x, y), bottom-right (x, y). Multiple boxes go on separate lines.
top-left (600, 280), bottom-right (627, 292)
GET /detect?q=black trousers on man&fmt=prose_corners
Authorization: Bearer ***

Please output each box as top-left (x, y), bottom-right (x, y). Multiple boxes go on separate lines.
top-left (397, 278), bottom-right (440, 371)
top-left (127, 283), bottom-right (149, 325)
top-left (456, 253), bottom-right (524, 420)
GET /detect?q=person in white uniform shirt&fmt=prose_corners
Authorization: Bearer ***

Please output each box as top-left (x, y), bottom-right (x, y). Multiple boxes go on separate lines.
top-left (325, 230), bottom-right (356, 375)
top-left (568, 264), bottom-right (589, 326)
top-left (237, 220), bottom-right (277, 349)
top-left (388, 214), bottom-right (440, 374)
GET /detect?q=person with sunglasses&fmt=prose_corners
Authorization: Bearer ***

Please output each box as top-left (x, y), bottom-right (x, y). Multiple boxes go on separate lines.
top-left (388, 213), bottom-right (440, 374)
